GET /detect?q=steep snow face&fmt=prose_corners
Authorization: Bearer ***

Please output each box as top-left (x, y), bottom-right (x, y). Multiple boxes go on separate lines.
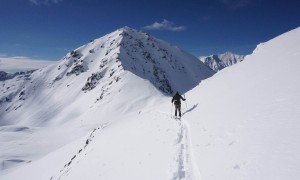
top-left (199, 51), bottom-right (245, 72)
top-left (118, 27), bottom-right (214, 94)
top-left (185, 27), bottom-right (300, 180)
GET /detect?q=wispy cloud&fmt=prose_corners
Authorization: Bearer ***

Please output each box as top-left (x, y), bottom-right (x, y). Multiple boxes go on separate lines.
top-left (219, 0), bottom-right (253, 9)
top-left (143, 19), bottom-right (186, 32)
top-left (0, 56), bottom-right (54, 73)
top-left (29, 0), bottom-right (63, 5)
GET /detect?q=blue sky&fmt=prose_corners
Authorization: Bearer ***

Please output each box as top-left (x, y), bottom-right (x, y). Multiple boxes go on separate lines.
top-left (0, 0), bottom-right (299, 60)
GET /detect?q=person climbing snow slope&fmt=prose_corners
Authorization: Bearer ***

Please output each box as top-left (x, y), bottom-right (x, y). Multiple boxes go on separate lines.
top-left (171, 91), bottom-right (186, 118)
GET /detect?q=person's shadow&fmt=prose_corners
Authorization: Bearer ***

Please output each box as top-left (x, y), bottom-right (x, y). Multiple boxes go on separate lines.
top-left (182, 104), bottom-right (198, 116)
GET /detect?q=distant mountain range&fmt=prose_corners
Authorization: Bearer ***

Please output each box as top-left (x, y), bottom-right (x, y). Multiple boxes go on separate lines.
top-left (0, 70), bottom-right (35, 81)
top-left (199, 52), bottom-right (245, 72)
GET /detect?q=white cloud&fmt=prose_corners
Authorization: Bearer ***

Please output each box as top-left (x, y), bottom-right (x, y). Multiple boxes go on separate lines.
top-left (0, 56), bottom-right (55, 73)
top-left (29, 0), bottom-right (63, 5)
top-left (143, 19), bottom-right (186, 32)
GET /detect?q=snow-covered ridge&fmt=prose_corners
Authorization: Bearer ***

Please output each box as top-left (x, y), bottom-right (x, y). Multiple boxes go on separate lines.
top-left (0, 27), bottom-right (214, 125)
top-left (199, 51), bottom-right (245, 72)
top-left (51, 27), bottom-right (214, 94)
top-left (0, 27), bottom-right (214, 174)
top-left (118, 27), bottom-right (214, 94)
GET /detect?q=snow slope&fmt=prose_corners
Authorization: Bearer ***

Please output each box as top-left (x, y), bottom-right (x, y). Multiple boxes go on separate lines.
top-left (0, 27), bottom-right (213, 126)
top-left (199, 52), bottom-right (245, 72)
top-left (0, 27), bottom-right (213, 176)
top-left (185, 26), bottom-right (300, 180)
top-left (1, 26), bottom-right (299, 180)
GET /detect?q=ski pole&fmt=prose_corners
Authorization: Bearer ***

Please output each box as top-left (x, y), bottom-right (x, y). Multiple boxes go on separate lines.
top-left (183, 94), bottom-right (188, 110)
top-left (171, 103), bottom-right (173, 118)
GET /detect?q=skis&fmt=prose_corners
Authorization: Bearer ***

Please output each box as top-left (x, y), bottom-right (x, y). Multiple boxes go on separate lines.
top-left (172, 116), bottom-right (181, 122)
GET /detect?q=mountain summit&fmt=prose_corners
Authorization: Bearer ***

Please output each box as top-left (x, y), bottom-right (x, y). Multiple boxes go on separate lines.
top-left (56, 26), bottom-right (214, 94)
top-left (0, 27), bottom-right (214, 175)
top-left (0, 27), bottom-right (214, 126)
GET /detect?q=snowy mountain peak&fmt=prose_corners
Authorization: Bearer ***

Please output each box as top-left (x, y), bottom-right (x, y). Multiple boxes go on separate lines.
top-left (53, 27), bottom-right (214, 95)
top-left (0, 28), bottom-right (214, 171)
top-left (0, 27), bottom-right (214, 126)
top-left (117, 27), bottom-right (213, 94)
top-left (199, 51), bottom-right (245, 72)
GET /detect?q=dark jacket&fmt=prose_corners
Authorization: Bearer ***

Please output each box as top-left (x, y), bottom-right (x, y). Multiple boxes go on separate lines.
top-left (172, 92), bottom-right (185, 105)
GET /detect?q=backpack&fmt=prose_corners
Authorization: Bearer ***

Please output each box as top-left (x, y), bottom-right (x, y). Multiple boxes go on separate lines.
top-left (174, 98), bottom-right (180, 105)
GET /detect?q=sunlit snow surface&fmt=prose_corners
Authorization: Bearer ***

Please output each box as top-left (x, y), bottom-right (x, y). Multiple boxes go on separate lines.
top-left (1, 27), bottom-right (300, 180)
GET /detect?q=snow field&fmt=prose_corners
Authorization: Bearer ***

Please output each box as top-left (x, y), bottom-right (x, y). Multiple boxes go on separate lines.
top-left (183, 27), bottom-right (300, 180)
top-left (1, 26), bottom-right (300, 180)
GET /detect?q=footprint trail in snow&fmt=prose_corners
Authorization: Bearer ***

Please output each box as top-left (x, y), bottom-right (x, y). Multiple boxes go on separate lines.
top-left (171, 119), bottom-right (201, 180)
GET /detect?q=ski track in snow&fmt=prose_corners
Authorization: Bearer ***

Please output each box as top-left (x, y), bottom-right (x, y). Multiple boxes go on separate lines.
top-left (171, 119), bottom-right (201, 180)
top-left (155, 110), bottom-right (201, 180)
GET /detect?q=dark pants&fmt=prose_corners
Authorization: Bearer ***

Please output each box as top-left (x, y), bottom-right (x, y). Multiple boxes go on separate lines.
top-left (175, 103), bottom-right (181, 117)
